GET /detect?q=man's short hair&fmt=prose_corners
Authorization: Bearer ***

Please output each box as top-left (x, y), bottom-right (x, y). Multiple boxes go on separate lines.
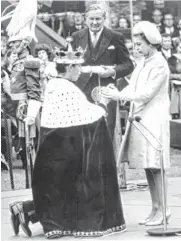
top-left (163, 12), bottom-right (173, 19)
top-left (162, 33), bottom-right (171, 39)
top-left (152, 9), bottom-right (162, 16)
top-left (85, 4), bottom-right (106, 18)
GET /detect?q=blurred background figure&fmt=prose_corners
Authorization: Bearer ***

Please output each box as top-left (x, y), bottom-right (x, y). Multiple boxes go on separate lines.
top-left (2, 50), bottom-right (18, 74)
top-left (160, 33), bottom-right (174, 59)
top-left (152, 9), bottom-right (163, 32)
top-left (35, 43), bottom-right (57, 101)
top-left (1, 27), bottom-right (8, 60)
top-left (162, 13), bottom-right (179, 38)
top-left (168, 38), bottom-right (181, 119)
top-left (176, 18), bottom-right (181, 38)
top-left (119, 17), bottom-right (129, 29)
top-left (110, 12), bottom-right (119, 29)
top-left (153, 0), bottom-right (165, 10)
top-left (74, 12), bottom-right (85, 31)
top-left (58, 11), bottom-right (76, 38)
top-left (133, 13), bottom-right (142, 26)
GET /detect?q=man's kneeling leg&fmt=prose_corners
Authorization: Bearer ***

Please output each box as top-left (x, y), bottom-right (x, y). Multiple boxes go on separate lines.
top-left (9, 200), bottom-right (38, 237)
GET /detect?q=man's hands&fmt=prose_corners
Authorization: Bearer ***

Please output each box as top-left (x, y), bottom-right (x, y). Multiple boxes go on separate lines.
top-left (98, 66), bottom-right (116, 78)
top-left (81, 66), bottom-right (115, 78)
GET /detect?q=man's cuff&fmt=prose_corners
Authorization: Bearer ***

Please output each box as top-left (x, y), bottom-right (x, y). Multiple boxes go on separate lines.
top-left (111, 69), bottom-right (116, 79)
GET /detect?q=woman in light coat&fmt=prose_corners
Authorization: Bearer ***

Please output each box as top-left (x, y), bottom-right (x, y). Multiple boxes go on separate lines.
top-left (102, 21), bottom-right (171, 226)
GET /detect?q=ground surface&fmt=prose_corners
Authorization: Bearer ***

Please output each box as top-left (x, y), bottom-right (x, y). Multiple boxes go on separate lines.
top-left (1, 177), bottom-right (181, 240)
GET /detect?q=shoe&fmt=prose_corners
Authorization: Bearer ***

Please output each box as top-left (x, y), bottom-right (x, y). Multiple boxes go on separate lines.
top-left (145, 211), bottom-right (171, 226)
top-left (139, 212), bottom-right (156, 225)
top-left (9, 202), bottom-right (20, 235)
top-left (139, 217), bottom-right (153, 225)
top-left (17, 202), bottom-right (32, 237)
top-left (145, 217), bottom-right (164, 226)
top-left (10, 202), bottom-right (32, 237)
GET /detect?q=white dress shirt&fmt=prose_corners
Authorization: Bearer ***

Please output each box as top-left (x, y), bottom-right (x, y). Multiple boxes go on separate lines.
top-left (89, 27), bottom-right (104, 47)
top-left (165, 27), bottom-right (174, 35)
top-left (161, 48), bottom-right (172, 59)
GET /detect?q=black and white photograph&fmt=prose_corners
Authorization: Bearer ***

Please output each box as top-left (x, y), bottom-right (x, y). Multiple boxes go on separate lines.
top-left (1, 0), bottom-right (181, 240)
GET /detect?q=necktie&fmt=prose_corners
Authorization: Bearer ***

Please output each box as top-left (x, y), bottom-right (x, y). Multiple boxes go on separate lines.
top-left (92, 32), bottom-right (97, 47)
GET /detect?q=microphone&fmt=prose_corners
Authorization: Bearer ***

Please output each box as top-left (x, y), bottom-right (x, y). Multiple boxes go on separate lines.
top-left (135, 116), bottom-right (142, 122)
top-left (128, 116), bottom-right (142, 123)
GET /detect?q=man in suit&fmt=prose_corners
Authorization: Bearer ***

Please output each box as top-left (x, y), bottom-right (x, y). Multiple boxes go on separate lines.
top-left (162, 13), bottom-right (179, 38)
top-left (72, 4), bottom-right (134, 137)
top-left (160, 33), bottom-right (175, 60)
top-left (152, 9), bottom-right (164, 33)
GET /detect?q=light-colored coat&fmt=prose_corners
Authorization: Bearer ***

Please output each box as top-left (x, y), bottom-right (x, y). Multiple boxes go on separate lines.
top-left (122, 52), bottom-right (170, 169)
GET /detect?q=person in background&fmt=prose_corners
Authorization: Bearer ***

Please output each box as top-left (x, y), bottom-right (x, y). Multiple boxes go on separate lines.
top-left (1, 50), bottom-right (18, 74)
top-left (162, 13), bottom-right (179, 38)
top-left (74, 12), bottom-right (85, 31)
top-left (176, 18), bottom-right (181, 37)
top-left (102, 21), bottom-right (171, 226)
top-left (58, 12), bottom-right (76, 38)
top-left (168, 38), bottom-right (181, 119)
top-left (1, 28), bottom-right (8, 60)
top-left (110, 12), bottom-right (119, 29)
top-left (160, 33), bottom-right (174, 60)
top-left (119, 17), bottom-right (129, 29)
top-left (153, 0), bottom-right (165, 10)
top-left (133, 13), bottom-right (142, 26)
top-left (35, 43), bottom-right (57, 101)
top-left (152, 9), bottom-right (164, 33)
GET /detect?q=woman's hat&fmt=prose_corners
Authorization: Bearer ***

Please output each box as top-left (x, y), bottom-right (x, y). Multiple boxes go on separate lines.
top-left (133, 21), bottom-right (162, 45)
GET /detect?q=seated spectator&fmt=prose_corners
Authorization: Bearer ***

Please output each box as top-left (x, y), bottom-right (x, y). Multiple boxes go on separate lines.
top-left (1, 28), bottom-right (8, 60)
top-left (37, 2), bottom-right (52, 28)
top-left (176, 18), bottom-right (181, 38)
top-left (58, 12), bottom-right (76, 38)
top-left (1, 50), bottom-right (18, 101)
top-left (152, 9), bottom-right (164, 33)
top-left (74, 12), bottom-right (85, 31)
top-left (35, 44), bottom-right (57, 101)
top-left (153, 0), bottom-right (165, 10)
top-left (162, 13), bottom-right (179, 38)
top-left (133, 13), bottom-right (142, 26)
top-left (2, 50), bottom-right (18, 74)
top-left (160, 33), bottom-right (174, 59)
top-left (168, 38), bottom-right (181, 119)
top-left (110, 12), bottom-right (119, 29)
top-left (118, 17), bottom-right (129, 29)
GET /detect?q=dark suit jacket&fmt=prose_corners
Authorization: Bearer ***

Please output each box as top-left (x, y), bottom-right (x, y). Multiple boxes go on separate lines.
top-left (161, 25), bottom-right (180, 38)
top-left (160, 48), bottom-right (176, 60)
top-left (72, 27), bottom-right (134, 94)
top-left (72, 27), bottom-right (134, 137)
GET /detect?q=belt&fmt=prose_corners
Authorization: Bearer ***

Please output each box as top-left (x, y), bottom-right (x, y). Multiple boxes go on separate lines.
top-left (11, 93), bottom-right (27, 100)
